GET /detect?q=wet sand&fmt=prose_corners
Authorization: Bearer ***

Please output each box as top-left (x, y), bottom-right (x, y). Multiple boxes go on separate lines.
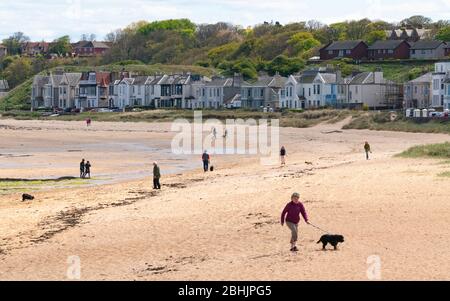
top-left (0, 118), bottom-right (449, 280)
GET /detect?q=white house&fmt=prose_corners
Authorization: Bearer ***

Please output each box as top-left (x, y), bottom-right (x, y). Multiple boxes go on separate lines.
top-left (432, 62), bottom-right (450, 108)
top-left (117, 78), bottom-right (134, 109)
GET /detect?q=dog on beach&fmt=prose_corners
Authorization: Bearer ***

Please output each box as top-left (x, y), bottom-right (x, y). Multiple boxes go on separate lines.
top-left (317, 234), bottom-right (344, 250)
top-left (22, 194), bottom-right (34, 202)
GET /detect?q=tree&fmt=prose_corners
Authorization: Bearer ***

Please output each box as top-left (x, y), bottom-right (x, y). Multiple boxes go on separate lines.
top-left (436, 26), bottom-right (450, 41)
top-left (400, 15), bottom-right (432, 28)
top-left (365, 30), bottom-right (386, 45)
top-left (287, 32), bottom-right (321, 55)
top-left (346, 19), bottom-right (371, 40)
top-left (49, 36), bottom-right (72, 55)
top-left (306, 20), bottom-right (325, 32)
top-left (3, 57), bottom-right (33, 88)
top-left (265, 55), bottom-right (305, 76)
top-left (2, 32), bottom-right (30, 55)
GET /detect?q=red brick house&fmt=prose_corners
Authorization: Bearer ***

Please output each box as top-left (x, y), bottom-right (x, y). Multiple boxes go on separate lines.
top-left (72, 41), bottom-right (110, 56)
top-left (319, 40), bottom-right (368, 60)
top-left (368, 40), bottom-right (410, 60)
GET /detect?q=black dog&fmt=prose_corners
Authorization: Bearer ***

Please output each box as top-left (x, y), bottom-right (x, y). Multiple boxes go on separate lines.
top-left (22, 194), bottom-right (34, 202)
top-left (317, 234), bottom-right (344, 250)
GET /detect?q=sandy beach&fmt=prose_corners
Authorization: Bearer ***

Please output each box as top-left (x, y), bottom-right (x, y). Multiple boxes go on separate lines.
top-left (0, 118), bottom-right (449, 280)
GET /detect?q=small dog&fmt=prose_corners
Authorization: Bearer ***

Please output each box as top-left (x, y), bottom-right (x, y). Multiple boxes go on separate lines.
top-left (317, 234), bottom-right (344, 250)
top-left (210, 166), bottom-right (214, 172)
top-left (22, 194), bottom-right (34, 202)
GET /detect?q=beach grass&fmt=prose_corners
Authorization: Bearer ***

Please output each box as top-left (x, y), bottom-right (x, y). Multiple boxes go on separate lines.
top-left (437, 171), bottom-right (450, 178)
top-left (396, 142), bottom-right (450, 159)
top-left (0, 177), bottom-right (91, 194)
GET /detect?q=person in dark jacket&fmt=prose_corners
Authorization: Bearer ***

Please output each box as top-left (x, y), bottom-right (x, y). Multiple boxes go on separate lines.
top-left (153, 162), bottom-right (161, 189)
top-left (84, 161), bottom-right (91, 178)
top-left (280, 146), bottom-right (287, 166)
top-left (364, 141), bottom-right (372, 160)
top-left (281, 192), bottom-right (309, 252)
top-left (80, 159), bottom-right (85, 178)
top-left (202, 150), bottom-right (210, 172)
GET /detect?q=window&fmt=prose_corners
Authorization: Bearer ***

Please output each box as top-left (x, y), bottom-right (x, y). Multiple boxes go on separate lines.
top-left (411, 50), bottom-right (415, 54)
top-left (414, 86), bottom-right (418, 94)
top-left (260, 88), bottom-right (264, 97)
top-left (388, 49), bottom-right (393, 54)
top-left (328, 50), bottom-right (333, 55)
top-left (313, 85), bottom-right (316, 94)
top-left (433, 79), bottom-right (440, 90)
top-left (355, 86), bottom-right (358, 94)
top-left (317, 85), bottom-right (320, 95)
top-left (308, 88), bottom-right (311, 96)
top-left (247, 89), bottom-right (251, 97)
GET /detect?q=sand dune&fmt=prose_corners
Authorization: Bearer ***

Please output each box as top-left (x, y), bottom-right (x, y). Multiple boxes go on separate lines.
top-left (0, 118), bottom-right (449, 280)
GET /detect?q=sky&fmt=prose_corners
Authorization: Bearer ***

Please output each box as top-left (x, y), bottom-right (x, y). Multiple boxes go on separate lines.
top-left (0, 0), bottom-right (449, 41)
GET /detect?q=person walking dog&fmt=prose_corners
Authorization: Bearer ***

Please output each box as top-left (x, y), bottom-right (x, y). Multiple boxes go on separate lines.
top-left (281, 192), bottom-right (309, 252)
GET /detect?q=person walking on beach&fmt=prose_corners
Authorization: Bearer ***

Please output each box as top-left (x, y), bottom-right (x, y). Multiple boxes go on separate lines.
top-left (80, 159), bottom-right (85, 178)
top-left (202, 150), bottom-right (210, 172)
top-left (223, 129), bottom-right (228, 138)
top-left (212, 127), bottom-right (217, 139)
top-left (281, 192), bottom-right (309, 252)
top-left (153, 161), bottom-right (161, 190)
top-left (86, 118), bottom-right (91, 127)
top-left (280, 146), bottom-right (287, 166)
top-left (84, 161), bottom-right (91, 178)
top-left (364, 141), bottom-right (372, 160)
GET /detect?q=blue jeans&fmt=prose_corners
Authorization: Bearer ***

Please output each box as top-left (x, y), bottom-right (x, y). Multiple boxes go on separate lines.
top-left (203, 160), bottom-right (209, 172)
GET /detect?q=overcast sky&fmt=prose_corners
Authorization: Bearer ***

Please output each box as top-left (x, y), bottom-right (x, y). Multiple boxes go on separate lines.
top-left (0, 0), bottom-right (449, 41)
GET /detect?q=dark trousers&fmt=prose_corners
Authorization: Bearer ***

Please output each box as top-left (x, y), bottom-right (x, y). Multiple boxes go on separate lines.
top-left (153, 177), bottom-right (161, 189)
top-left (203, 160), bottom-right (209, 172)
top-left (365, 151), bottom-right (369, 160)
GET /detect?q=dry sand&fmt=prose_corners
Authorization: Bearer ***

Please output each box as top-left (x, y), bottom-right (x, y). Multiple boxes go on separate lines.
top-left (0, 118), bottom-right (449, 280)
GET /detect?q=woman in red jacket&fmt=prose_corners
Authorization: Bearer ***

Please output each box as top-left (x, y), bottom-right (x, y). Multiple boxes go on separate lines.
top-left (281, 192), bottom-right (309, 252)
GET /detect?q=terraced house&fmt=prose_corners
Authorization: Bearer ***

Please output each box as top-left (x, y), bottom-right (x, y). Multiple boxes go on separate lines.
top-left (241, 74), bottom-right (287, 109)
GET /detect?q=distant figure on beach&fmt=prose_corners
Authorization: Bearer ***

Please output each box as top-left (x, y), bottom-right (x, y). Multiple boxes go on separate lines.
top-left (281, 192), bottom-right (309, 252)
top-left (202, 150), bottom-right (210, 172)
top-left (280, 146), bottom-right (287, 166)
top-left (86, 118), bottom-right (91, 127)
top-left (223, 129), bottom-right (228, 138)
top-left (85, 161), bottom-right (91, 178)
top-left (153, 162), bottom-right (161, 190)
top-left (80, 159), bottom-right (85, 178)
top-left (364, 141), bottom-right (372, 160)
top-left (212, 127), bottom-right (217, 139)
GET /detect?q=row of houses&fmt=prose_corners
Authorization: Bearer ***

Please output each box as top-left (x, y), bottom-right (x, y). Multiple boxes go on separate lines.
top-left (404, 62), bottom-right (450, 110)
top-left (0, 41), bottom-right (110, 58)
top-left (320, 40), bottom-right (450, 61)
top-left (31, 71), bottom-right (243, 110)
top-left (31, 68), bottom-right (405, 111)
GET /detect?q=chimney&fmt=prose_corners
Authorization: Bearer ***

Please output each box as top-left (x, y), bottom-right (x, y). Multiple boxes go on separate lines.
top-left (374, 71), bottom-right (383, 83)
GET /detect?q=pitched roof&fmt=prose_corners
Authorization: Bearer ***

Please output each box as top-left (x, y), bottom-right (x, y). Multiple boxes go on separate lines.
top-left (408, 72), bottom-right (432, 83)
top-left (33, 75), bottom-right (50, 87)
top-left (297, 73), bottom-right (318, 84)
top-left (348, 72), bottom-right (373, 84)
top-left (132, 76), bottom-right (149, 85)
top-left (92, 41), bottom-right (110, 49)
top-left (50, 74), bottom-right (63, 86)
top-left (205, 77), bottom-right (233, 87)
top-left (96, 72), bottom-right (111, 86)
top-left (368, 40), bottom-right (407, 50)
top-left (62, 73), bottom-right (82, 86)
top-left (324, 40), bottom-right (366, 50)
top-left (410, 40), bottom-right (445, 50)
top-left (317, 73), bottom-right (337, 84)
